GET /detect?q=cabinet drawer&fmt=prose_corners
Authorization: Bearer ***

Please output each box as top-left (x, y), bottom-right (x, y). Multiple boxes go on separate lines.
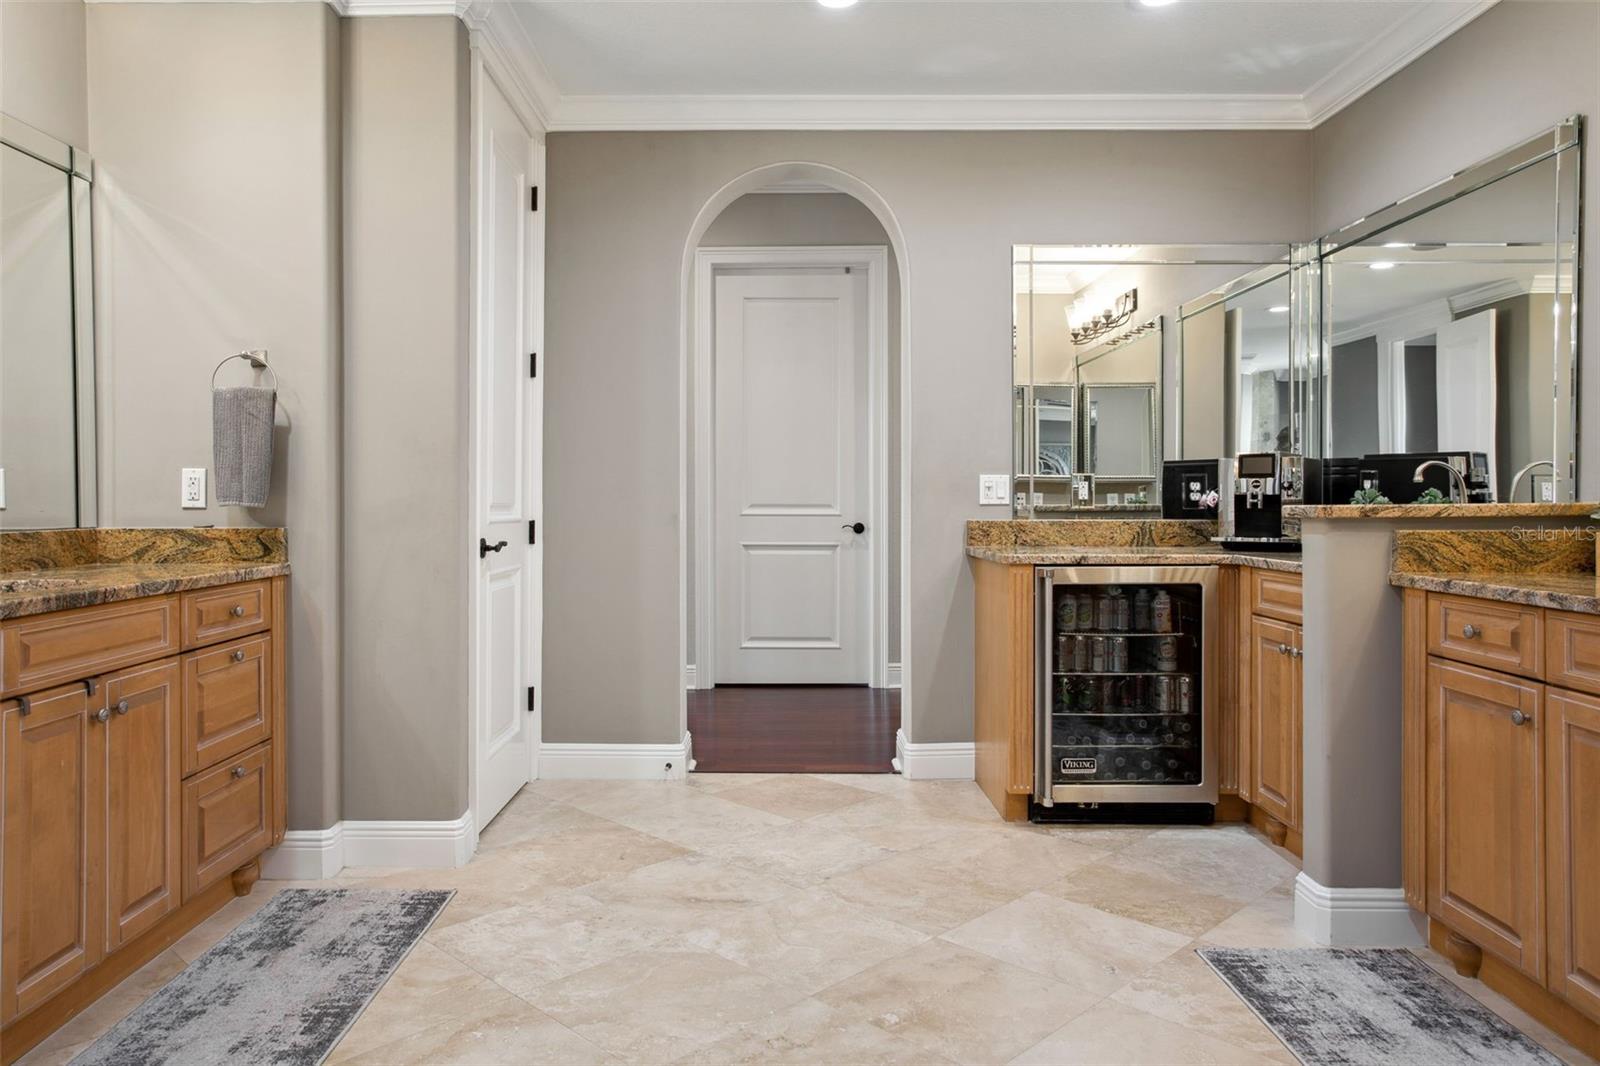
top-left (1546, 611), bottom-right (1600, 697)
top-left (2, 595), bottom-right (179, 697)
top-left (1428, 593), bottom-right (1542, 677)
top-left (182, 580), bottom-right (271, 650)
top-left (182, 634), bottom-right (272, 776)
top-left (183, 742), bottom-right (272, 900)
top-left (1249, 568), bottom-right (1302, 625)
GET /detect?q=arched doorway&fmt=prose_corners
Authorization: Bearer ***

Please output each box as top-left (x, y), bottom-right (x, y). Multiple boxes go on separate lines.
top-left (677, 163), bottom-right (911, 773)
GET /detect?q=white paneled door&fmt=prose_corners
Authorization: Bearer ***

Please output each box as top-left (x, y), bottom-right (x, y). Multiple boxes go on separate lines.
top-left (472, 66), bottom-right (541, 829)
top-left (1435, 308), bottom-right (1497, 493)
top-left (714, 272), bottom-right (869, 684)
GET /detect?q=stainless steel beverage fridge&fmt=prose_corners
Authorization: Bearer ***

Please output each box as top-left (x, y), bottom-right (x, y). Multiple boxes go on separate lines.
top-left (1035, 566), bottom-right (1218, 821)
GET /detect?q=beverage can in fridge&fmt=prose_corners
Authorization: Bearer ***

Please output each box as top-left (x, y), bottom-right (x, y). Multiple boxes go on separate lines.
top-left (1109, 636), bottom-right (1129, 673)
top-left (1177, 675), bottom-right (1194, 715)
top-left (1075, 592), bottom-right (1094, 630)
top-left (1133, 588), bottom-right (1152, 631)
top-left (1155, 635), bottom-right (1179, 671)
top-left (1095, 593), bottom-right (1114, 632)
top-left (1152, 675), bottom-right (1174, 712)
top-left (1056, 593), bottom-right (1077, 632)
top-left (1090, 636), bottom-right (1108, 673)
top-left (1152, 590), bottom-right (1173, 633)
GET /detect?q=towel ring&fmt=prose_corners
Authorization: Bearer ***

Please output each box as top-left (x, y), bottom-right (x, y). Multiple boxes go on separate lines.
top-left (211, 350), bottom-right (278, 391)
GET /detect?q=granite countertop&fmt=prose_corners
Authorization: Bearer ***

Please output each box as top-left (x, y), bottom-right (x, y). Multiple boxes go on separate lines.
top-left (0, 527), bottom-right (290, 620)
top-left (1388, 570), bottom-right (1599, 614)
top-left (1288, 502), bottom-right (1597, 520)
top-left (967, 544), bottom-right (1303, 574)
top-left (0, 560), bottom-right (292, 620)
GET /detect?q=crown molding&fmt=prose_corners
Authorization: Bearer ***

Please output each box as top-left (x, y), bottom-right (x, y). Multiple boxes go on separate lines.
top-left (544, 93), bottom-right (1313, 132)
top-left (1301, 0), bottom-right (1499, 125)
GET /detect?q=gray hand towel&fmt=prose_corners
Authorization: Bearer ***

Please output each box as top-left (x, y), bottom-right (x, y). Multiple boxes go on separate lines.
top-left (212, 386), bottom-right (276, 508)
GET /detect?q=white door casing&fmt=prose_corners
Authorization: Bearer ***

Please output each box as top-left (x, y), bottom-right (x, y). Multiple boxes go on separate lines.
top-left (469, 60), bottom-right (542, 832)
top-left (712, 270), bottom-right (870, 684)
top-left (1435, 308), bottom-right (1497, 494)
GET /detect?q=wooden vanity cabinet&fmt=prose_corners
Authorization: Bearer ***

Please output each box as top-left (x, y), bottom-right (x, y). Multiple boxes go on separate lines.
top-left (1235, 568), bottom-right (1304, 853)
top-left (0, 576), bottom-right (286, 1063)
top-left (1402, 587), bottom-right (1600, 1052)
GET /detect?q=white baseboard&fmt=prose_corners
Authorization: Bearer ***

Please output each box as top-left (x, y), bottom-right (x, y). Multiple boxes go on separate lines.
top-left (539, 732), bottom-right (692, 780)
top-left (885, 662), bottom-right (902, 689)
top-left (894, 728), bottom-right (975, 780)
top-left (1293, 871), bottom-right (1424, 947)
top-left (261, 812), bottom-right (475, 880)
top-left (262, 824), bottom-right (345, 880)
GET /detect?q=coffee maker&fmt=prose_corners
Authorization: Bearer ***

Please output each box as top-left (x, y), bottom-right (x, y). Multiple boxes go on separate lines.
top-left (1216, 453), bottom-right (1321, 550)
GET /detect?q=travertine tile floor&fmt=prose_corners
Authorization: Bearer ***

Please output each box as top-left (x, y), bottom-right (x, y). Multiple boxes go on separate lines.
top-left (21, 774), bottom-right (1597, 1065)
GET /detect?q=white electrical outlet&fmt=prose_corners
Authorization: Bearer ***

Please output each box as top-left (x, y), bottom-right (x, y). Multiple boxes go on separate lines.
top-left (979, 474), bottom-right (1009, 506)
top-left (0, 467), bottom-right (6, 510)
top-left (181, 467), bottom-right (207, 509)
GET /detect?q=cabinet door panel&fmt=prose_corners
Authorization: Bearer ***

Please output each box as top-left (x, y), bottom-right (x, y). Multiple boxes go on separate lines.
top-left (102, 659), bottom-right (182, 952)
top-left (183, 743), bottom-right (272, 899)
top-left (1250, 615), bottom-right (1300, 829)
top-left (1, 685), bottom-right (102, 1023)
top-left (1426, 657), bottom-right (1543, 979)
top-left (182, 634), bottom-right (271, 776)
top-left (1546, 687), bottom-right (1600, 1020)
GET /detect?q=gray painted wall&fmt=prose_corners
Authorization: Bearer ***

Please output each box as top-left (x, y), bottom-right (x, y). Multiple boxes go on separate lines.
top-left (87, 1), bottom-right (345, 831)
top-left (340, 16), bottom-right (470, 822)
top-left (1329, 336), bottom-right (1378, 456)
top-left (1, 0), bottom-right (88, 149)
top-left (544, 130), bottom-right (1314, 746)
top-left (1310, 0), bottom-right (1599, 496)
top-left (695, 192), bottom-right (902, 668)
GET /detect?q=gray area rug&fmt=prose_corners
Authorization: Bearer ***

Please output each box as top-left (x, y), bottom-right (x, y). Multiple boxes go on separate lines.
top-left (72, 888), bottom-right (452, 1066)
top-left (1199, 947), bottom-right (1563, 1065)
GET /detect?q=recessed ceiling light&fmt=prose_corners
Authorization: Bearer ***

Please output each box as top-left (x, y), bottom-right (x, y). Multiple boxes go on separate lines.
top-left (817, 0), bottom-right (859, 8)
top-left (1268, 305), bottom-right (1289, 314)
top-left (1139, 0), bottom-right (1181, 6)
top-left (1383, 241), bottom-right (1413, 249)
top-left (1369, 261), bottom-right (1397, 271)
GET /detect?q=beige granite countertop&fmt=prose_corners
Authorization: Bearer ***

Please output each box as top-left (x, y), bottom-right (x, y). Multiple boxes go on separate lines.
top-left (967, 544), bottom-right (1302, 573)
top-left (0, 527), bottom-right (289, 620)
top-left (0, 560), bottom-right (292, 619)
top-left (1388, 570), bottom-right (1600, 614)
top-left (1288, 502), bottom-right (1597, 520)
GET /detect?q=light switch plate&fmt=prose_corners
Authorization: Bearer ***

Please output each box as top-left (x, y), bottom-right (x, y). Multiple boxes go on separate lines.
top-left (979, 474), bottom-right (1009, 506)
top-left (181, 467), bottom-right (207, 509)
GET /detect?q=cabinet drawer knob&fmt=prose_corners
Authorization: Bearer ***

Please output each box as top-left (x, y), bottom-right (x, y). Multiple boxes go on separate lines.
top-left (232, 649), bottom-right (246, 663)
top-left (231, 766), bottom-right (247, 778)
top-left (1276, 643), bottom-right (1289, 655)
top-left (93, 707), bottom-right (110, 723)
top-left (1511, 710), bottom-right (1530, 726)
top-left (1462, 623), bottom-right (1480, 639)
top-left (115, 699), bottom-right (130, 716)
top-left (231, 605), bottom-right (246, 617)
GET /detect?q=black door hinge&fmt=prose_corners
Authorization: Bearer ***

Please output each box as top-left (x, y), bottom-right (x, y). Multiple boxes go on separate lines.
top-left (530, 186), bottom-right (539, 212)
top-left (528, 519), bottom-right (536, 544)
top-left (530, 352), bottom-right (537, 378)
top-left (526, 686), bottom-right (536, 712)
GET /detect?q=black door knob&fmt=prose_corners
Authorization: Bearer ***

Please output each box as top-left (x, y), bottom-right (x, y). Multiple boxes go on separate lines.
top-left (479, 538), bottom-right (508, 557)
top-left (841, 522), bottom-right (866, 534)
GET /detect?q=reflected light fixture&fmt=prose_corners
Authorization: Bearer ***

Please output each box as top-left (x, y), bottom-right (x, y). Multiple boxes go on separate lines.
top-left (817, 0), bottom-right (859, 8)
top-left (1268, 305), bottom-right (1289, 314)
top-left (1139, 0), bottom-right (1181, 6)
top-left (1369, 261), bottom-right (1397, 271)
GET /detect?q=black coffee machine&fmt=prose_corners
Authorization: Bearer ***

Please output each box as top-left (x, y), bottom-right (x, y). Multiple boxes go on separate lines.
top-left (1216, 453), bottom-right (1321, 550)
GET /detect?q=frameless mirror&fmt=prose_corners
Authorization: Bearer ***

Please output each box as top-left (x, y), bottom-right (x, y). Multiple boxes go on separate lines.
top-left (1013, 245), bottom-right (1293, 516)
top-left (1, 115), bottom-right (96, 529)
top-left (1315, 119), bottom-right (1582, 502)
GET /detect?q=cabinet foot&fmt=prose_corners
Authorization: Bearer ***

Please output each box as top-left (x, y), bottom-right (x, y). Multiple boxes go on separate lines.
top-left (231, 859), bottom-right (261, 898)
top-left (1263, 817), bottom-right (1289, 848)
top-left (1442, 931), bottom-right (1484, 978)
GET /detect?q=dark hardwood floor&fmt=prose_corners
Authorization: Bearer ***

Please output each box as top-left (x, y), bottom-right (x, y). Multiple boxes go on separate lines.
top-left (688, 685), bottom-right (900, 773)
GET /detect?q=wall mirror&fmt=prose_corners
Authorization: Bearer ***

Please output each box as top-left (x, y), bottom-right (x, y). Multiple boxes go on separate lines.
top-left (1013, 244), bottom-right (1294, 516)
top-left (1, 114), bottom-right (97, 530)
top-left (1313, 118), bottom-right (1582, 502)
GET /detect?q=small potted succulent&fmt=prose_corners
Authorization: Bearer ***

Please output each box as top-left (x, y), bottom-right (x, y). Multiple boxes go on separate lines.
top-left (1414, 487), bottom-right (1448, 504)
top-left (1350, 486), bottom-right (1391, 506)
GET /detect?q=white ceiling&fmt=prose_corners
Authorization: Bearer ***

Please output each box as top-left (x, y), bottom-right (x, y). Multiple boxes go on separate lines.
top-left (481, 0), bottom-right (1498, 131)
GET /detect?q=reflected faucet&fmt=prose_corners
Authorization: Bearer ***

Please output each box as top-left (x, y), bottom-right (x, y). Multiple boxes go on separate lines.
top-left (1413, 460), bottom-right (1469, 504)
top-left (1508, 460), bottom-right (1555, 503)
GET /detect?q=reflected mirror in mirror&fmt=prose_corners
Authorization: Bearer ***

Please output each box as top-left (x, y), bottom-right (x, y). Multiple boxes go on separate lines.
top-left (0, 115), bottom-right (96, 529)
top-left (1318, 123), bottom-right (1581, 502)
top-left (1014, 245), bottom-right (1294, 516)
top-left (1179, 266), bottom-right (1296, 458)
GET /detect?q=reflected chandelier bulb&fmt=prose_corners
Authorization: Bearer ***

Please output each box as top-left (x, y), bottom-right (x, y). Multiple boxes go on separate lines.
top-left (817, 0), bottom-right (859, 8)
